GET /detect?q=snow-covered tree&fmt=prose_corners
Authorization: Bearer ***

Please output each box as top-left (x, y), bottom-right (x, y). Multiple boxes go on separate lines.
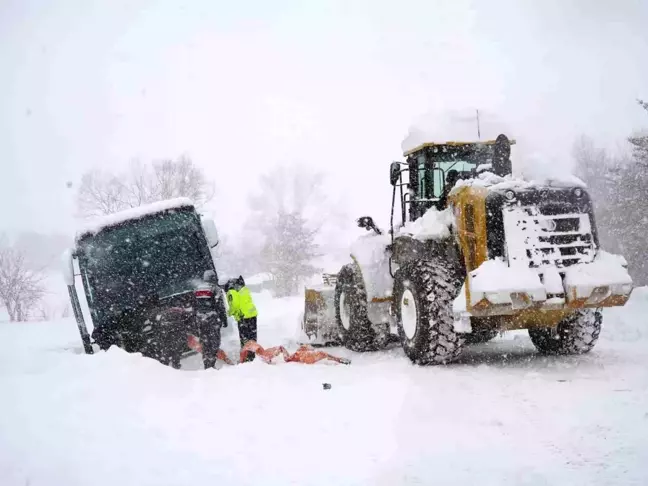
top-left (77, 156), bottom-right (214, 217)
top-left (260, 211), bottom-right (320, 297)
top-left (0, 237), bottom-right (46, 322)
top-left (572, 136), bottom-right (616, 245)
top-left (246, 165), bottom-right (327, 296)
top-left (573, 129), bottom-right (648, 285)
top-left (628, 99), bottom-right (648, 165)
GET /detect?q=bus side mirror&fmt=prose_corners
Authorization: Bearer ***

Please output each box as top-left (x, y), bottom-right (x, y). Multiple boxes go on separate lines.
top-left (201, 217), bottom-right (220, 248)
top-left (390, 162), bottom-right (401, 186)
top-left (62, 248), bottom-right (75, 286)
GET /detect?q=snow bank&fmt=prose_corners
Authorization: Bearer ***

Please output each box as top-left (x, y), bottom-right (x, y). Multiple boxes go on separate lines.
top-left (604, 286), bottom-right (648, 343)
top-left (76, 197), bottom-right (195, 239)
top-left (401, 108), bottom-right (513, 154)
top-left (399, 207), bottom-right (453, 241)
top-left (4, 290), bottom-right (648, 485)
top-left (2, 288), bottom-right (648, 485)
top-left (244, 273), bottom-right (273, 286)
top-left (350, 233), bottom-right (393, 299)
top-left (469, 258), bottom-right (546, 306)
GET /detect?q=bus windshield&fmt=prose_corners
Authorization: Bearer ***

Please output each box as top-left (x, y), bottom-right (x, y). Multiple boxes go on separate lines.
top-left (78, 210), bottom-right (211, 309)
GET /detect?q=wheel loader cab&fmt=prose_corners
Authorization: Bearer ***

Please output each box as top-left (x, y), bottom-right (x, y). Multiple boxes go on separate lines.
top-left (391, 136), bottom-right (514, 227)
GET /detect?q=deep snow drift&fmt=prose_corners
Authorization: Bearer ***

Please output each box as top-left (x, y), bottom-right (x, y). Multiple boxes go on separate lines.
top-left (1, 289), bottom-right (647, 486)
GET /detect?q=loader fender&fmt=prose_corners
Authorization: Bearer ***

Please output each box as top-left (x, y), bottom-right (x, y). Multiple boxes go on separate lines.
top-left (349, 233), bottom-right (394, 303)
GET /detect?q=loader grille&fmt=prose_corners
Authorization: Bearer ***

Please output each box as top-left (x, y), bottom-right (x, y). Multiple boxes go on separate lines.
top-left (503, 206), bottom-right (595, 268)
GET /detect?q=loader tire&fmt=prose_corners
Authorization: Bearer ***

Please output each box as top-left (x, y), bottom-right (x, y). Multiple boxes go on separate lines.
top-left (393, 260), bottom-right (465, 365)
top-left (334, 264), bottom-right (383, 352)
top-left (529, 309), bottom-right (602, 355)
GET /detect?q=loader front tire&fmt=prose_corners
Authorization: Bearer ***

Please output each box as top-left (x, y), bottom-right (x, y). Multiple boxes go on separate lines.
top-left (529, 309), bottom-right (602, 355)
top-left (393, 260), bottom-right (465, 365)
top-left (334, 264), bottom-right (381, 352)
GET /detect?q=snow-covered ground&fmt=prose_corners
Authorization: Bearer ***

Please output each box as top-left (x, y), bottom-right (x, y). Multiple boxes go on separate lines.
top-left (1, 289), bottom-right (647, 486)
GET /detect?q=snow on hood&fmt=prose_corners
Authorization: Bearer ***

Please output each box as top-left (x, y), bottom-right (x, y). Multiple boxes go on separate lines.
top-left (76, 197), bottom-right (195, 240)
top-left (399, 207), bottom-right (453, 241)
top-left (401, 108), bottom-right (514, 154)
top-left (451, 170), bottom-right (586, 196)
top-left (516, 151), bottom-right (586, 188)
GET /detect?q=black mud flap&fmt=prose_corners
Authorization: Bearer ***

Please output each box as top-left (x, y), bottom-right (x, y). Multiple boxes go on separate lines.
top-left (67, 284), bottom-right (93, 354)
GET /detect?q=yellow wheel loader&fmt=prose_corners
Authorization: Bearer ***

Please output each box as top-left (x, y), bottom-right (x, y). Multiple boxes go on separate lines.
top-left (302, 134), bottom-right (634, 364)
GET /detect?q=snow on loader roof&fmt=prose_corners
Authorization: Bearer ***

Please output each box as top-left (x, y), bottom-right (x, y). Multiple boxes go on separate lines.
top-left (401, 108), bottom-right (515, 155)
top-left (75, 197), bottom-right (195, 241)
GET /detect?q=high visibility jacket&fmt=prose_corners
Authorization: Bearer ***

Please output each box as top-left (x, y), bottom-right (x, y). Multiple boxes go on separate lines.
top-left (226, 287), bottom-right (258, 321)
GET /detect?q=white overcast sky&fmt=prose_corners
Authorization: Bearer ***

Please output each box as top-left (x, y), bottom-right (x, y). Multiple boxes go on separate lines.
top-left (1, 0), bottom-right (647, 238)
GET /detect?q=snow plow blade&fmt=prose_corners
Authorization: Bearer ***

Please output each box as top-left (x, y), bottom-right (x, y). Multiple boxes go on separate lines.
top-left (299, 274), bottom-right (340, 346)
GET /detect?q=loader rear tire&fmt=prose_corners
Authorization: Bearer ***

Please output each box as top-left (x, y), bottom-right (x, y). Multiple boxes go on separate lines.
top-left (393, 260), bottom-right (465, 365)
top-left (334, 264), bottom-right (382, 352)
top-left (529, 309), bottom-right (602, 355)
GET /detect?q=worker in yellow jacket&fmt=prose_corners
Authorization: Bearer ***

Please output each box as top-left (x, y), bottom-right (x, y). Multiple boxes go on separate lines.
top-left (225, 276), bottom-right (258, 362)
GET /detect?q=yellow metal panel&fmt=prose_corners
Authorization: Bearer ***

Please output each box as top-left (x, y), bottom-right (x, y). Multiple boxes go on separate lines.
top-left (449, 185), bottom-right (489, 315)
top-left (450, 185), bottom-right (489, 270)
top-left (402, 139), bottom-right (516, 157)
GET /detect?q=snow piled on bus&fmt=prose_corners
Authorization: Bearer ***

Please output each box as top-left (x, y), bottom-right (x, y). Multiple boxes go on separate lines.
top-left (75, 197), bottom-right (195, 239)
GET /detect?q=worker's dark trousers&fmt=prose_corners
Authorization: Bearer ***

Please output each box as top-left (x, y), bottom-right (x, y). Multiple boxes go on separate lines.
top-left (200, 320), bottom-right (221, 369)
top-left (238, 316), bottom-right (258, 362)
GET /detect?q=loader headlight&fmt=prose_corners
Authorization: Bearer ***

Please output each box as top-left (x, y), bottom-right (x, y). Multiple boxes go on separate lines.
top-left (573, 188), bottom-right (583, 197)
top-left (504, 190), bottom-right (516, 201)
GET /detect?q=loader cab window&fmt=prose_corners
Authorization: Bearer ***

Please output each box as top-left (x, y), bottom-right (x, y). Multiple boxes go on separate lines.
top-left (409, 154), bottom-right (436, 219)
top-left (409, 152), bottom-right (478, 218)
top-left (417, 155), bottom-right (432, 200)
top-left (437, 160), bottom-right (477, 203)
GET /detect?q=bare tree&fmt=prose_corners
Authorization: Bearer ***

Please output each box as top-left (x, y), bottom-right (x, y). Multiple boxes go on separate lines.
top-left (78, 156), bottom-right (214, 217)
top-left (0, 238), bottom-right (46, 322)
